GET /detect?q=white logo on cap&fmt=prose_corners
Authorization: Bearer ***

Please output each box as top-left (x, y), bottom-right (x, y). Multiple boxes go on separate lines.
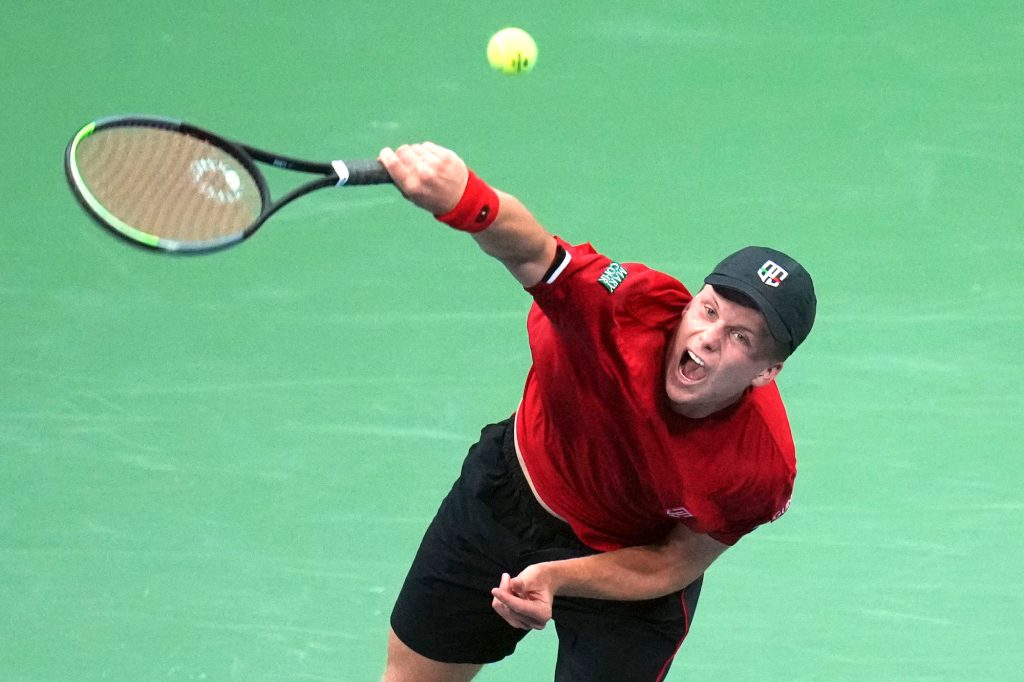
top-left (758, 260), bottom-right (788, 288)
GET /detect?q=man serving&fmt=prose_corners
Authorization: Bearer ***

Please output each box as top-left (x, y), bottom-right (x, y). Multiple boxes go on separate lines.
top-left (377, 142), bottom-right (817, 682)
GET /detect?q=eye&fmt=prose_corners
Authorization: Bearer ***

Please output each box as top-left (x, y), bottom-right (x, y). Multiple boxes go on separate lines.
top-left (703, 305), bottom-right (717, 319)
top-left (733, 331), bottom-right (751, 347)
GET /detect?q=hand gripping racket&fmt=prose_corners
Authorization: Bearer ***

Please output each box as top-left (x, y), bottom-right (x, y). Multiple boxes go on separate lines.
top-left (64, 115), bottom-right (393, 254)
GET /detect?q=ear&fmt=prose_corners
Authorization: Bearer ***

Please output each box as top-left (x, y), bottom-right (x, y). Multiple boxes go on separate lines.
top-left (750, 362), bottom-right (783, 387)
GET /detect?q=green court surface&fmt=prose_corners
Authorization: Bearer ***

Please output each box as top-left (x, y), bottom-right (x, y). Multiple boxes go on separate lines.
top-left (2, 2), bottom-right (1022, 680)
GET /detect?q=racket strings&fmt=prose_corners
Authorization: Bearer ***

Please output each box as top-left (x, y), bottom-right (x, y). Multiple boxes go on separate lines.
top-left (74, 127), bottom-right (263, 243)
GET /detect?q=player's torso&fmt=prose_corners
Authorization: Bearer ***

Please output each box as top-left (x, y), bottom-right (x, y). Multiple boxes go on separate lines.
top-left (516, 250), bottom-right (793, 549)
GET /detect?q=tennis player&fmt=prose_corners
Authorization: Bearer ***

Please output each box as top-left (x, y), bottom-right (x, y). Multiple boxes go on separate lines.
top-left (376, 142), bottom-right (816, 681)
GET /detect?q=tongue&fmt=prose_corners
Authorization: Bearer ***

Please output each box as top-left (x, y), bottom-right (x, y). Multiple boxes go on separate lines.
top-left (681, 355), bottom-right (707, 381)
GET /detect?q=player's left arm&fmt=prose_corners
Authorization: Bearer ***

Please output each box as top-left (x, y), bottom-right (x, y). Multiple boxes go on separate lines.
top-left (490, 523), bottom-right (728, 630)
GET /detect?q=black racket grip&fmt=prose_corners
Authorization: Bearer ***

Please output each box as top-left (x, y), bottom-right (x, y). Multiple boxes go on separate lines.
top-left (338, 159), bottom-right (393, 185)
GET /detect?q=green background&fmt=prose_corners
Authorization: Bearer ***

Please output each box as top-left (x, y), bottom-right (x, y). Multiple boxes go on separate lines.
top-left (2, 1), bottom-right (1022, 679)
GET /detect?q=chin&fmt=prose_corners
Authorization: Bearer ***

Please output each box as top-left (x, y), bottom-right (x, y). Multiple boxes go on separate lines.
top-left (665, 380), bottom-right (699, 412)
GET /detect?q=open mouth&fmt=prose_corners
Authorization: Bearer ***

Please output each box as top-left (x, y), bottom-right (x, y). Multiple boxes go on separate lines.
top-left (680, 350), bottom-right (707, 382)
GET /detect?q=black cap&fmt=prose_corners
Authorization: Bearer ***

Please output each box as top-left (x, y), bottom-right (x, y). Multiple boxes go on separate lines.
top-left (704, 246), bottom-right (816, 353)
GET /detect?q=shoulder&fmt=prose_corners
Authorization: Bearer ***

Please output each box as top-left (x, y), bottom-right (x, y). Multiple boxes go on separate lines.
top-left (744, 383), bottom-right (796, 463)
top-left (707, 387), bottom-right (796, 542)
top-left (528, 238), bottom-right (692, 321)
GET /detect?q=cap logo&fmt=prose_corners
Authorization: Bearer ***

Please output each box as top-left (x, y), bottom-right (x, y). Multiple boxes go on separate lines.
top-left (758, 260), bottom-right (788, 288)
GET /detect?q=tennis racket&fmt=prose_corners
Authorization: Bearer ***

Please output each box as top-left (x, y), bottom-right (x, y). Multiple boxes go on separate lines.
top-left (64, 115), bottom-right (393, 254)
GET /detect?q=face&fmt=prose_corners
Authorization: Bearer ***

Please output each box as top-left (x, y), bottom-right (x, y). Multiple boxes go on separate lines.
top-left (665, 285), bottom-right (783, 418)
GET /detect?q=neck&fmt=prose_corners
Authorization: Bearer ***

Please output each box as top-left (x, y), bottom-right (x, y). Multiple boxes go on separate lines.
top-left (669, 390), bottom-right (747, 419)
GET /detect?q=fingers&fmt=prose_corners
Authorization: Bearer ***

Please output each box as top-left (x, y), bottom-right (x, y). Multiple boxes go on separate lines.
top-left (492, 591), bottom-right (540, 630)
top-left (491, 574), bottom-right (523, 628)
top-left (378, 144), bottom-right (426, 186)
top-left (378, 142), bottom-right (467, 214)
top-left (393, 143), bottom-right (440, 177)
top-left (508, 576), bottom-right (527, 595)
top-left (378, 143), bottom-right (446, 179)
top-left (377, 146), bottom-right (403, 184)
top-left (491, 595), bottom-right (535, 630)
top-left (490, 573), bottom-right (550, 631)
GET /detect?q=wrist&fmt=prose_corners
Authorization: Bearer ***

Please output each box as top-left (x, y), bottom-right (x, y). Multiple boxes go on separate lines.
top-left (434, 170), bottom-right (499, 233)
top-left (529, 560), bottom-right (571, 596)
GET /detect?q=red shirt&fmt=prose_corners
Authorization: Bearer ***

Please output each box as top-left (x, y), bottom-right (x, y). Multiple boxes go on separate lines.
top-left (515, 240), bottom-right (796, 551)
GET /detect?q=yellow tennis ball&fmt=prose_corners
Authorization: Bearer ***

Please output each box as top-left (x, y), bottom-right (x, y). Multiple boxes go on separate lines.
top-left (487, 27), bottom-right (538, 75)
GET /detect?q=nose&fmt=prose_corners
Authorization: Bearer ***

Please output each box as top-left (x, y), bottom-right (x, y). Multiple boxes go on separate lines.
top-left (698, 323), bottom-right (723, 352)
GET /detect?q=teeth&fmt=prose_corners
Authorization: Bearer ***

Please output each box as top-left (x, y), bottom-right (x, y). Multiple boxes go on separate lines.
top-left (688, 350), bottom-right (705, 367)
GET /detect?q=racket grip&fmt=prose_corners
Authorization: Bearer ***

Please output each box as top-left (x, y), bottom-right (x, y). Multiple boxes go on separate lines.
top-left (335, 159), bottom-right (393, 185)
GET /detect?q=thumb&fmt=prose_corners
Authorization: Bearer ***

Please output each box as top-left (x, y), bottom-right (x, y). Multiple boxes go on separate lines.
top-left (508, 576), bottom-right (527, 597)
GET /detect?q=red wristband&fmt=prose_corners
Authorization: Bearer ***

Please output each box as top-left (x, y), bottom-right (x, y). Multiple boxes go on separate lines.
top-left (434, 170), bottom-right (499, 233)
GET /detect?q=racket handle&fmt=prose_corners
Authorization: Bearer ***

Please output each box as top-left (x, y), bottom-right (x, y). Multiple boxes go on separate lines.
top-left (333, 159), bottom-right (393, 186)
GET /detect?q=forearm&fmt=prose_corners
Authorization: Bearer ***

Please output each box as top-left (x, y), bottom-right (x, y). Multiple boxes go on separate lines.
top-left (515, 524), bottom-right (728, 605)
top-left (378, 144), bottom-right (555, 288)
top-left (471, 190), bottom-right (556, 287)
top-left (491, 526), bottom-right (725, 630)
top-left (542, 543), bottom-right (704, 602)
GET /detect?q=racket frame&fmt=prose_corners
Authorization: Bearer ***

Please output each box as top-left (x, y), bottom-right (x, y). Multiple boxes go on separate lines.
top-left (64, 114), bottom-right (384, 254)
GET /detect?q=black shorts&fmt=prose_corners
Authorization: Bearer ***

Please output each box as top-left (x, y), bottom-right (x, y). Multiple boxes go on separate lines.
top-left (390, 417), bottom-right (703, 681)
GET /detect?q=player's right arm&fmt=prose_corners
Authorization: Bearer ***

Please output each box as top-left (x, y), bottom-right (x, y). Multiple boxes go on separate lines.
top-left (379, 143), bottom-right (557, 287)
